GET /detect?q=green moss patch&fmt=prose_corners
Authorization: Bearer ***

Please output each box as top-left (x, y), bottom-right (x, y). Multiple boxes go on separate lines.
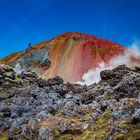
top-left (98, 47), bottom-right (105, 57)
top-left (0, 133), bottom-right (8, 140)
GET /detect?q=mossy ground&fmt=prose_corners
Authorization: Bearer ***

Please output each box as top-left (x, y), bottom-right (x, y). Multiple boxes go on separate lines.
top-left (39, 110), bottom-right (140, 140)
top-left (75, 111), bottom-right (112, 140)
top-left (39, 111), bottom-right (112, 140)
top-left (0, 133), bottom-right (8, 140)
top-left (114, 123), bottom-right (140, 140)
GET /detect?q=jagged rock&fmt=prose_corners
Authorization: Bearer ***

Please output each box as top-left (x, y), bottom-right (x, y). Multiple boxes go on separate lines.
top-left (2, 78), bottom-right (13, 88)
top-left (48, 90), bottom-right (60, 103)
top-left (38, 128), bottom-right (54, 140)
top-left (100, 69), bottom-right (115, 80)
top-left (135, 65), bottom-right (140, 72)
top-left (132, 109), bottom-right (140, 124)
top-left (63, 95), bottom-right (81, 116)
top-left (113, 78), bottom-right (138, 99)
top-left (0, 65), bottom-right (13, 72)
top-left (91, 112), bottom-right (99, 121)
top-left (36, 78), bottom-right (48, 88)
top-left (0, 65), bottom-right (140, 139)
top-left (36, 110), bottom-right (50, 119)
top-left (103, 85), bottom-right (114, 96)
top-left (100, 101), bottom-right (108, 112)
top-left (60, 122), bottom-right (69, 133)
top-left (112, 109), bottom-right (129, 118)
top-left (46, 76), bottom-right (63, 86)
top-left (100, 65), bottom-right (131, 86)
top-left (4, 71), bottom-right (16, 80)
top-left (20, 70), bottom-right (38, 78)
top-left (91, 100), bottom-right (100, 110)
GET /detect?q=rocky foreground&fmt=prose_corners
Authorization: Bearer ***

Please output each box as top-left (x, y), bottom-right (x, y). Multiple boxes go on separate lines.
top-left (0, 65), bottom-right (140, 140)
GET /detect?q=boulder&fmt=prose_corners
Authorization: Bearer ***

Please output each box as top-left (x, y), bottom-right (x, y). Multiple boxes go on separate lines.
top-left (46, 76), bottom-right (63, 86)
top-left (4, 71), bottom-right (16, 80)
top-left (38, 128), bottom-right (54, 140)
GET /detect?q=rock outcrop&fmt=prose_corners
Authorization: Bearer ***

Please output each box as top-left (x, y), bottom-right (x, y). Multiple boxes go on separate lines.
top-left (0, 64), bottom-right (140, 139)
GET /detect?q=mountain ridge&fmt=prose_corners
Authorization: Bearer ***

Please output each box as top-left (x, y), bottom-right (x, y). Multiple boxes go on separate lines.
top-left (0, 32), bottom-right (126, 83)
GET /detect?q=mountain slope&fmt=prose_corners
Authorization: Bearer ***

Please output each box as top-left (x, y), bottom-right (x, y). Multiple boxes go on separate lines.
top-left (0, 32), bottom-right (126, 83)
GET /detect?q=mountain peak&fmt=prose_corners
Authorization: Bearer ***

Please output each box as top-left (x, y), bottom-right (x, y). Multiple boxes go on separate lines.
top-left (52, 31), bottom-right (101, 41)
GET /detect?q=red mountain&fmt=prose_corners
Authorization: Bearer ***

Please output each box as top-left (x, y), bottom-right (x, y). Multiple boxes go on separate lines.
top-left (0, 32), bottom-right (126, 83)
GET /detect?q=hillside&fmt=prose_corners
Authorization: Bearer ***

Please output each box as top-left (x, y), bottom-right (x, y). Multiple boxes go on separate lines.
top-left (0, 32), bottom-right (126, 83)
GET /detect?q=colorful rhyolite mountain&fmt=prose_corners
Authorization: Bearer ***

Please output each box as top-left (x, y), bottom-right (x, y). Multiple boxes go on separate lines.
top-left (0, 32), bottom-right (128, 83)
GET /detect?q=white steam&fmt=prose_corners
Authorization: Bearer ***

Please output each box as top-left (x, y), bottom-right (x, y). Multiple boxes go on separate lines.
top-left (77, 62), bottom-right (112, 85)
top-left (14, 63), bottom-right (24, 73)
top-left (77, 41), bottom-right (140, 85)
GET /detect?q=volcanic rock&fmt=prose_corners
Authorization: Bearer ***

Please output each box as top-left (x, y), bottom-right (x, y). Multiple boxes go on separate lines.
top-left (0, 65), bottom-right (140, 139)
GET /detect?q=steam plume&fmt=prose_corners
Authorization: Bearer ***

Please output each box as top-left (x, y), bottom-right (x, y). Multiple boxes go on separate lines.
top-left (77, 41), bottom-right (140, 85)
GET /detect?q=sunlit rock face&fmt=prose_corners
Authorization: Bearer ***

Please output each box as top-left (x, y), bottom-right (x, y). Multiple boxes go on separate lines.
top-left (0, 32), bottom-right (125, 83)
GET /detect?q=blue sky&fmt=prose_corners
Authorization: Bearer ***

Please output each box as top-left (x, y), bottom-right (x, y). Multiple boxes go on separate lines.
top-left (0, 0), bottom-right (140, 58)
